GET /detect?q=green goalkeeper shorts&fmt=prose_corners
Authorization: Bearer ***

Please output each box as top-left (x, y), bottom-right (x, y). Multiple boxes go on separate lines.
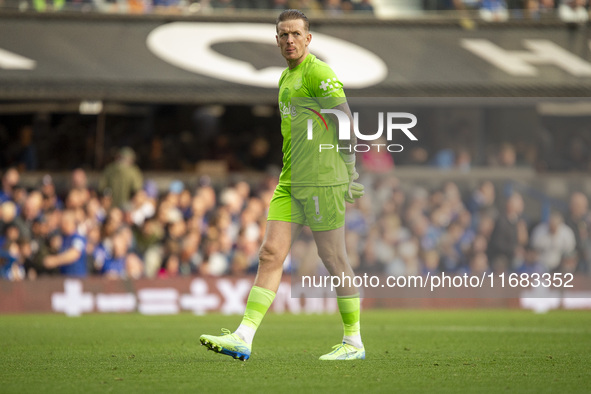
top-left (267, 184), bottom-right (348, 231)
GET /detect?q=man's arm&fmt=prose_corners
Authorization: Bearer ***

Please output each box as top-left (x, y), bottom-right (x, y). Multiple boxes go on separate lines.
top-left (334, 102), bottom-right (364, 203)
top-left (334, 102), bottom-right (357, 162)
top-left (43, 247), bottom-right (82, 269)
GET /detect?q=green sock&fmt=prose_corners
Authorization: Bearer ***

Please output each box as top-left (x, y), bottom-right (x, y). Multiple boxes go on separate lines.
top-left (235, 286), bottom-right (275, 344)
top-left (337, 294), bottom-right (361, 339)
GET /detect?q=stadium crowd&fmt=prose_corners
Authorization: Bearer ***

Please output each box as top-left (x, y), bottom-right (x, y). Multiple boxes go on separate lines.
top-left (1, 147), bottom-right (589, 281)
top-left (1, 0), bottom-right (376, 15)
top-left (3, 0), bottom-right (589, 23)
top-left (424, 0), bottom-right (589, 22)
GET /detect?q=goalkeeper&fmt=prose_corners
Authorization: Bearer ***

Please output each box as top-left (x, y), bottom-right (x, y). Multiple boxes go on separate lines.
top-left (200, 9), bottom-right (365, 361)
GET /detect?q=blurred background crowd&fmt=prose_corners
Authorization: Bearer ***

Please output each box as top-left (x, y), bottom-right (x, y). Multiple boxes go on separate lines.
top-left (0, 0), bottom-right (589, 23)
top-left (1, 142), bottom-right (589, 281)
top-left (0, 156), bottom-right (277, 280)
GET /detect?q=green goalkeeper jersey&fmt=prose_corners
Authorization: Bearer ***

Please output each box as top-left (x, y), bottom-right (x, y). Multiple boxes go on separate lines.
top-left (277, 53), bottom-right (349, 187)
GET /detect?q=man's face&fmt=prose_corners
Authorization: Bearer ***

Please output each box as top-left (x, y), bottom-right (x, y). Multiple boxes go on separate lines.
top-left (276, 19), bottom-right (311, 67)
top-left (60, 213), bottom-right (77, 236)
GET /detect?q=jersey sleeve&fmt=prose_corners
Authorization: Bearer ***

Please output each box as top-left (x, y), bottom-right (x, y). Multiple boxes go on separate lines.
top-left (307, 63), bottom-right (346, 103)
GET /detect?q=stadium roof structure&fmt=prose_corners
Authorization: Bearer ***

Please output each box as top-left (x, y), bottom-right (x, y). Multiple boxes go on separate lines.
top-left (0, 12), bottom-right (590, 104)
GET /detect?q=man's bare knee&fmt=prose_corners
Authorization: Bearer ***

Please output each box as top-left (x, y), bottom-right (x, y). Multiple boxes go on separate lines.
top-left (317, 246), bottom-right (335, 261)
top-left (259, 243), bottom-right (283, 267)
top-left (322, 257), bottom-right (344, 275)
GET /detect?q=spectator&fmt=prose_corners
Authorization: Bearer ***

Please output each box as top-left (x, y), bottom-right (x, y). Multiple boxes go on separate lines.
top-left (414, 148), bottom-right (433, 167)
top-left (480, 0), bottom-right (509, 20)
top-left (96, 227), bottom-right (140, 279)
top-left (15, 191), bottom-right (43, 240)
top-left (565, 192), bottom-right (591, 273)
top-left (129, 190), bottom-right (156, 227)
top-left (515, 245), bottom-right (545, 274)
top-left (438, 219), bottom-right (465, 271)
top-left (40, 175), bottom-right (63, 212)
top-left (355, 0), bottom-right (374, 13)
top-left (467, 180), bottom-right (497, 230)
top-left (0, 243), bottom-right (24, 281)
top-left (324, 0), bottom-right (343, 14)
top-left (0, 168), bottom-right (19, 204)
top-left (43, 210), bottom-right (87, 278)
top-left (559, 0), bottom-right (589, 22)
top-left (70, 168), bottom-right (91, 205)
top-left (0, 222), bottom-right (21, 250)
top-left (12, 126), bottom-right (38, 171)
top-left (488, 192), bottom-right (528, 267)
top-left (26, 216), bottom-right (53, 278)
top-left (99, 147), bottom-right (143, 209)
top-left (0, 201), bottom-right (18, 237)
top-left (410, 214), bottom-right (440, 252)
top-left (496, 143), bottom-right (517, 167)
top-left (431, 148), bottom-right (455, 169)
top-left (467, 251), bottom-right (490, 276)
top-left (200, 235), bottom-right (230, 276)
top-left (563, 137), bottom-right (589, 171)
top-left (538, 0), bottom-right (555, 13)
top-left (136, 217), bottom-right (165, 278)
top-left (531, 211), bottom-right (576, 272)
top-left (127, 0), bottom-right (152, 13)
top-left (167, 180), bottom-right (185, 207)
top-left (161, 208), bottom-right (187, 275)
top-left (421, 249), bottom-right (441, 275)
top-left (467, 181), bottom-right (496, 214)
top-left (454, 147), bottom-right (471, 172)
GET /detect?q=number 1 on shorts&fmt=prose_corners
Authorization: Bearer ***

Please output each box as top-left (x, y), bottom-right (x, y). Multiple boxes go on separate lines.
top-left (312, 195), bottom-right (320, 215)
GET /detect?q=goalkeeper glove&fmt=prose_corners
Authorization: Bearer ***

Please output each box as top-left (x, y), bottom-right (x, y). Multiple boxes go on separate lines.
top-left (345, 181), bottom-right (365, 203)
top-left (345, 158), bottom-right (358, 181)
top-left (343, 157), bottom-right (363, 202)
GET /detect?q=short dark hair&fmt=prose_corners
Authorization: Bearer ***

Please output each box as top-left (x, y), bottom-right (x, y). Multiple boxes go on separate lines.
top-left (276, 9), bottom-right (310, 33)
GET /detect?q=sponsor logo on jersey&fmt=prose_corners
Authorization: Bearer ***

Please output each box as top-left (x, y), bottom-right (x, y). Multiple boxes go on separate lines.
top-left (279, 101), bottom-right (297, 118)
top-left (319, 78), bottom-right (342, 96)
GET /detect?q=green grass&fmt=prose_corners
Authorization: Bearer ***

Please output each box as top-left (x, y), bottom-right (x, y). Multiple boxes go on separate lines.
top-left (1, 310), bottom-right (590, 393)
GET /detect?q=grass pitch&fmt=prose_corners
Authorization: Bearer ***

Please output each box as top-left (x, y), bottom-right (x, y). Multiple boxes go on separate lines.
top-left (1, 310), bottom-right (590, 393)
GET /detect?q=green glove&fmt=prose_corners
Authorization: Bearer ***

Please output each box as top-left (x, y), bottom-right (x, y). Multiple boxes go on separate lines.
top-left (345, 159), bottom-right (358, 184)
top-left (344, 160), bottom-right (361, 202)
top-left (345, 182), bottom-right (365, 203)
